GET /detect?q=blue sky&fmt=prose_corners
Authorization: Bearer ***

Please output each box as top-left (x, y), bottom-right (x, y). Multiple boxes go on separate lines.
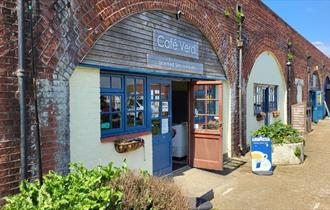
top-left (262, 0), bottom-right (330, 57)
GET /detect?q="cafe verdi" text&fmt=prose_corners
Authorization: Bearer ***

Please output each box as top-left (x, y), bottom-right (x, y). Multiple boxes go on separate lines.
top-left (153, 30), bottom-right (199, 59)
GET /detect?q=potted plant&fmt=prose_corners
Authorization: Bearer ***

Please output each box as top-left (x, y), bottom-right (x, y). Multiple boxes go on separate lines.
top-left (114, 138), bottom-right (144, 153)
top-left (252, 121), bottom-right (304, 165)
top-left (272, 110), bottom-right (280, 118)
top-left (256, 112), bottom-right (266, 121)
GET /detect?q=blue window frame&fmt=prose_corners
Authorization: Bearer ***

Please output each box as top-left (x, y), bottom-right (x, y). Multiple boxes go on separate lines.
top-left (254, 84), bottom-right (278, 115)
top-left (100, 72), bottom-right (147, 137)
top-left (268, 86), bottom-right (278, 112)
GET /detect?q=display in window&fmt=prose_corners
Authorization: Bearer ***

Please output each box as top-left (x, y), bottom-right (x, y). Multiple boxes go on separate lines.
top-left (161, 118), bottom-right (169, 134)
top-left (101, 96), bottom-right (110, 112)
top-left (111, 96), bottom-right (121, 112)
top-left (151, 119), bottom-right (161, 135)
top-left (112, 113), bottom-right (121, 129)
top-left (126, 78), bottom-right (135, 93)
top-left (136, 112), bottom-right (144, 126)
top-left (101, 114), bottom-right (110, 130)
top-left (151, 101), bottom-right (160, 118)
top-left (127, 113), bottom-right (135, 127)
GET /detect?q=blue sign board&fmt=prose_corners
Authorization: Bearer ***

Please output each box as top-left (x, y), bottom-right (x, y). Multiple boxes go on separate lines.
top-left (251, 136), bottom-right (273, 175)
top-left (147, 54), bottom-right (204, 74)
top-left (153, 30), bottom-right (200, 59)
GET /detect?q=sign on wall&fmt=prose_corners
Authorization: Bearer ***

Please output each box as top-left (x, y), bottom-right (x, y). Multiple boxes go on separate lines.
top-left (147, 54), bottom-right (203, 74)
top-left (153, 30), bottom-right (200, 59)
top-left (251, 136), bottom-right (273, 175)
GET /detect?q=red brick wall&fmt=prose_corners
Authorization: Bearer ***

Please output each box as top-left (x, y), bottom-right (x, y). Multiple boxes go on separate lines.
top-left (1, 0), bottom-right (329, 201)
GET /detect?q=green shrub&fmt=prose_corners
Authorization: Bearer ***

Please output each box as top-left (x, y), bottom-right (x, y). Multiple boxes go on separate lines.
top-left (3, 163), bottom-right (188, 210)
top-left (252, 121), bottom-right (304, 144)
top-left (294, 147), bottom-right (302, 158)
top-left (3, 163), bottom-right (125, 210)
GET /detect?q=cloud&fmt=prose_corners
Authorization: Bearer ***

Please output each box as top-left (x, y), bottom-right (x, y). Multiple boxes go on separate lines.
top-left (312, 41), bottom-right (330, 58)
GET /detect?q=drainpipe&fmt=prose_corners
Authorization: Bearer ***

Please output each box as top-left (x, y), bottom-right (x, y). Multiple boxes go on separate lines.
top-left (237, 5), bottom-right (245, 154)
top-left (29, 0), bottom-right (43, 183)
top-left (17, 0), bottom-right (28, 180)
top-left (286, 61), bottom-right (292, 124)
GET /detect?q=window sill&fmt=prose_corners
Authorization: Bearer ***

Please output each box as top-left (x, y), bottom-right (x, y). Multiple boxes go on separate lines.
top-left (101, 131), bottom-right (151, 143)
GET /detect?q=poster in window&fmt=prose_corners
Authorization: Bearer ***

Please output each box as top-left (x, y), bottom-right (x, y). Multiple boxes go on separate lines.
top-left (161, 118), bottom-right (169, 134)
top-left (162, 101), bottom-right (168, 112)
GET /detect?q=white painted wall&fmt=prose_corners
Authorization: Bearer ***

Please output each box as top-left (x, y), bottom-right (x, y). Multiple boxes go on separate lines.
top-left (69, 66), bottom-right (153, 173)
top-left (222, 81), bottom-right (232, 157)
top-left (246, 52), bottom-right (287, 145)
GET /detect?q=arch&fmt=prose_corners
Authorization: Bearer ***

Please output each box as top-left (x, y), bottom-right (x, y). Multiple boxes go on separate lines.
top-left (243, 36), bottom-right (287, 84)
top-left (36, 1), bottom-right (233, 83)
top-left (246, 51), bottom-right (287, 145)
top-left (311, 70), bottom-right (321, 90)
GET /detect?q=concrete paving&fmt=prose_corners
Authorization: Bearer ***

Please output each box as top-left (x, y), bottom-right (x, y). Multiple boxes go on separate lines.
top-left (173, 118), bottom-right (330, 210)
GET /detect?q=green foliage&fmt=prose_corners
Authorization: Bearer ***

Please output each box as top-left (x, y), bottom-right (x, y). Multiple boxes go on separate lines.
top-left (3, 163), bottom-right (187, 210)
top-left (294, 147), bottom-right (302, 158)
top-left (236, 10), bottom-right (244, 24)
top-left (252, 121), bottom-right (304, 144)
top-left (3, 163), bottom-right (126, 210)
top-left (287, 52), bottom-right (294, 62)
top-left (224, 9), bottom-right (231, 17)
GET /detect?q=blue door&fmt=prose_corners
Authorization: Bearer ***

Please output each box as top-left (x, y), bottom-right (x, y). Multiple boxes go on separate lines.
top-left (148, 79), bottom-right (172, 175)
top-left (263, 87), bottom-right (270, 126)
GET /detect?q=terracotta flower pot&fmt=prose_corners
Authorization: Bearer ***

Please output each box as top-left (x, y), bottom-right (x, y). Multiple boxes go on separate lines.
top-left (272, 111), bottom-right (280, 118)
top-left (256, 112), bottom-right (266, 121)
top-left (114, 138), bottom-right (144, 153)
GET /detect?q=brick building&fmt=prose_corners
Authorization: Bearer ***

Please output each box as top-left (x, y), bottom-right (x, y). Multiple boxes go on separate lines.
top-left (0, 0), bottom-right (329, 200)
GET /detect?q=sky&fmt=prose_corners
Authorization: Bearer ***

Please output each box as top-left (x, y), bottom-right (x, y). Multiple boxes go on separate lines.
top-left (262, 0), bottom-right (330, 58)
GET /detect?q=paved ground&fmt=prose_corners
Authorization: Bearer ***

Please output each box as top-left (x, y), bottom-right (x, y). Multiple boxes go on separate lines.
top-left (173, 118), bottom-right (330, 210)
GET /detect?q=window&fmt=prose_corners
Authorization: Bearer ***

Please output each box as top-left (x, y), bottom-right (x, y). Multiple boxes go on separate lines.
top-left (253, 84), bottom-right (278, 115)
top-left (193, 84), bottom-right (221, 131)
top-left (100, 73), bottom-right (146, 137)
top-left (254, 85), bottom-right (264, 114)
top-left (268, 86), bottom-right (277, 112)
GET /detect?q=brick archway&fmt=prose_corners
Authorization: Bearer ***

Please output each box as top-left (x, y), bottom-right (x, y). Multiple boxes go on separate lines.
top-left (36, 0), bottom-right (236, 83)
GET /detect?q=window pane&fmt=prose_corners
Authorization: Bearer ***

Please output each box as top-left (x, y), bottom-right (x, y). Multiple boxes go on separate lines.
top-left (162, 101), bottom-right (169, 117)
top-left (127, 112), bottom-right (135, 127)
top-left (151, 119), bottom-right (161, 135)
top-left (101, 114), bottom-right (110, 130)
top-left (151, 84), bottom-right (160, 100)
top-left (100, 96), bottom-right (110, 112)
top-left (127, 95), bottom-right (135, 111)
top-left (100, 76), bottom-right (110, 88)
top-left (194, 116), bottom-right (206, 129)
top-left (195, 100), bottom-right (205, 115)
top-left (207, 85), bottom-right (219, 100)
top-left (136, 79), bottom-right (144, 94)
top-left (111, 96), bottom-right (121, 112)
top-left (161, 85), bottom-right (169, 100)
top-left (136, 112), bottom-right (144, 126)
top-left (126, 78), bottom-right (135, 94)
top-left (112, 113), bottom-right (121, 129)
top-left (111, 77), bottom-right (121, 89)
top-left (207, 100), bottom-right (219, 115)
top-left (151, 101), bottom-right (160, 118)
top-left (194, 85), bottom-right (205, 99)
top-left (136, 95), bottom-right (144, 111)
top-left (206, 116), bottom-right (221, 130)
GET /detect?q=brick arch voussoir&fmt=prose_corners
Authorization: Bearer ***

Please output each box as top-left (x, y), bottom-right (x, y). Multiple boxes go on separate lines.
top-left (312, 70), bottom-right (323, 90)
top-left (47, 0), bottom-right (230, 81)
top-left (244, 37), bottom-right (287, 86)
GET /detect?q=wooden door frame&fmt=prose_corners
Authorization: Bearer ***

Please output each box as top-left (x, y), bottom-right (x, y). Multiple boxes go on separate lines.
top-left (188, 81), bottom-right (223, 169)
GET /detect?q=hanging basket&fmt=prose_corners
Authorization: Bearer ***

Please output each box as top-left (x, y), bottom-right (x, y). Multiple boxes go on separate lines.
top-left (256, 112), bottom-right (266, 121)
top-left (272, 110), bottom-right (280, 118)
top-left (114, 138), bottom-right (144, 153)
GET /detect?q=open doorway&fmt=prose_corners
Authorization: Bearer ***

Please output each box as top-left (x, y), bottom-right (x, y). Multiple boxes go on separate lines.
top-left (172, 81), bottom-right (189, 171)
